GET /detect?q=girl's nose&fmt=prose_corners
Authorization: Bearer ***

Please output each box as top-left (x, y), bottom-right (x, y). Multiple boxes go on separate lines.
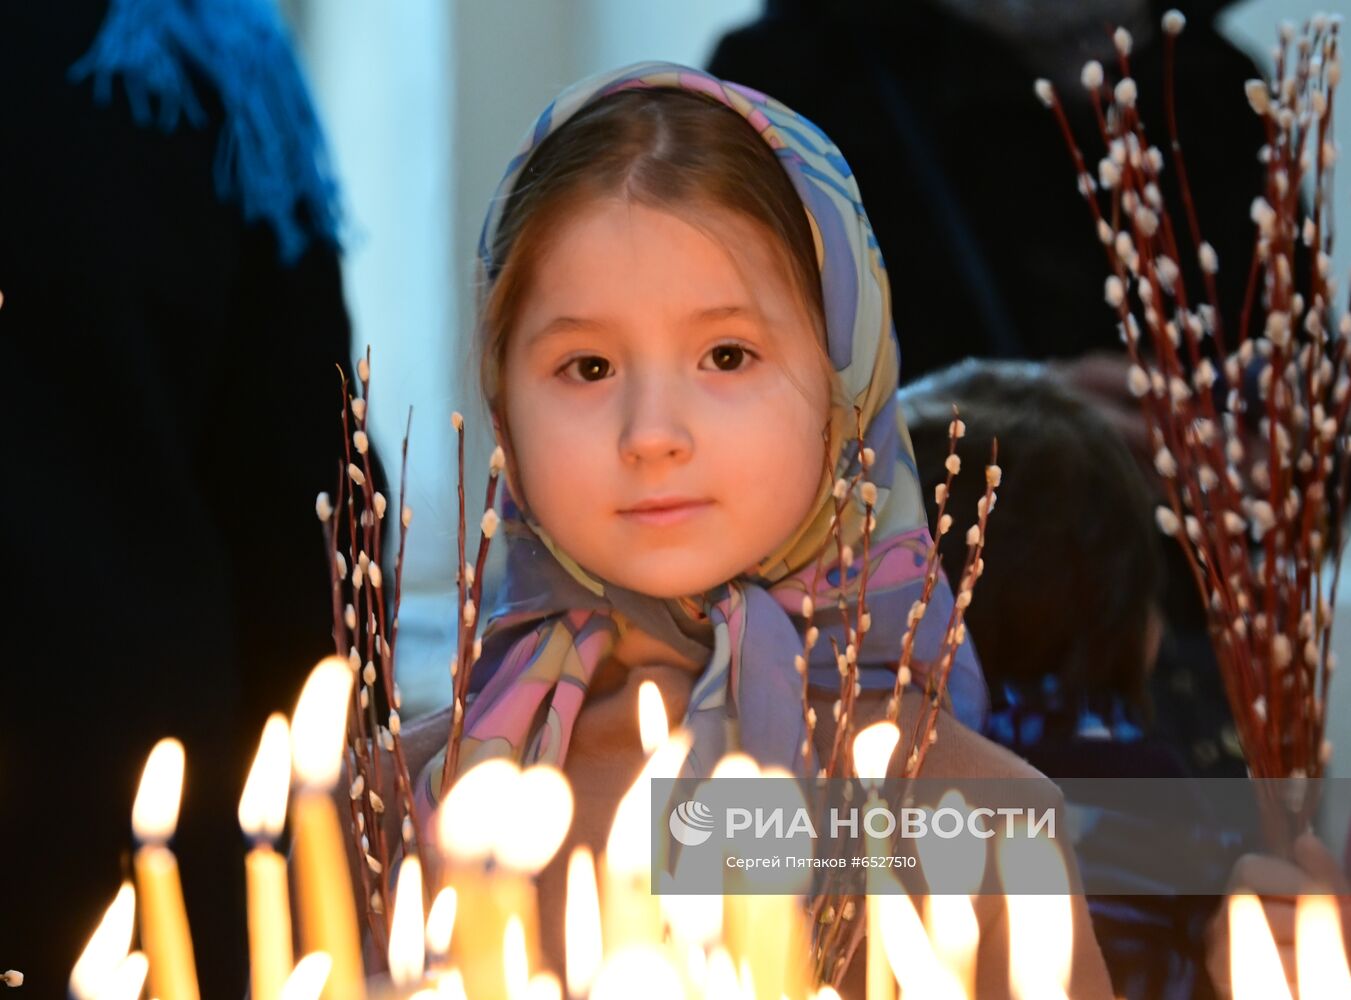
top-left (618, 374), bottom-right (694, 464)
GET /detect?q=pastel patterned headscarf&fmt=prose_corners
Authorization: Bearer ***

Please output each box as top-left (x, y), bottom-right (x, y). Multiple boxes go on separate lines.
top-left (456, 61), bottom-right (986, 781)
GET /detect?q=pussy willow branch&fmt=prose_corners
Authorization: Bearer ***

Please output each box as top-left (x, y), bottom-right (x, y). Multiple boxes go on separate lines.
top-left (805, 409), bottom-right (880, 960)
top-left (1038, 12), bottom-right (1347, 790)
top-left (349, 352), bottom-right (421, 869)
top-left (796, 426), bottom-right (833, 773)
top-left (888, 411), bottom-right (963, 725)
top-left (341, 357), bottom-right (400, 914)
top-left (827, 434), bottom-right (1000, 991)
top-left (904, 439), bottom-right (998, 778)
top-left (808, 410), bottom-right (1000, 987)
top-left (322, 352), bottom-right (423, 944)
top-left (324, 370), bottom-right (387, 945)
top-left (440, 420), bottom-right (502, 796)
top-left (321, 451), bottom-right (383, 950)
top-left (805, 407), bottom-right (884, 967)
top-left (824, 406), bottom-right (871, 780)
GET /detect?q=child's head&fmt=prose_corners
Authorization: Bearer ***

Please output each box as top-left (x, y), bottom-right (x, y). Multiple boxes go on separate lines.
top-left (473, 88), bottom-right (841, 598)
top-left (901, 359), bottom-right (1163, 708)
top-left (449, 64), bottom-right (990, 776)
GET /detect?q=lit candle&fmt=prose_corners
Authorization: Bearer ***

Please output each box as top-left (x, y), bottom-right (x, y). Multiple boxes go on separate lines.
top-left (916, 790), bottom-right (985, 999)
top-left (437, 759), bottom-right (520, 999)
top-left (523, 971), bottom-right (563, 1000)
top-left (712, 752), bottom-right (761, 988)
top-left (636, 680), bottom-right (669, 753)
top-left (498, 919), bottom-right (565, 1000)
top-left (434, 970), bottom-right (469, 1000)
top-left (388, 854), bottom-right (427, 988)
top-left (290, 657), bottom-right (364, 1000)
top-left (998, 821), bottom-right (1073, 1000)
top-left (657, 834), bottom-right (722, 957)
top-left (854, 722), bottom-right (901, 1000)
top-left (564, 847), bottom-right (602, 999)
top-left (131, 737), bottom-right (199, 1000)
top-left (425, 888), bottom-right (457, 973)
top-left (1296, 894), bottom-right (1351, 998)
top-left (588, 947), bottom-right (684, 1000)
top-left (724, 762), bottom-right (810, 1000)
top-left (703, 947), bottom-right (739, 999)
top-left (924, 895), bottom-right (979, 1000)
top-left (877, 894), bottom-right (963, 999)
top-left (1228, 894), bottom-right (1293, 1000)
top-left (283, 952), bottom-right (335, 1000)
top-left (68, 881), bottom-right (136, 999)
top-left (601, 731), bottom-right (692, 953)
top-left (239, 713), bottom-right (295, 1000)
top-left (503, 914), bottom-right (529, 1000)
top-left (99, 952), bottom-right (150, 1000)
top-left (437, 761), bottom-right (572, 999)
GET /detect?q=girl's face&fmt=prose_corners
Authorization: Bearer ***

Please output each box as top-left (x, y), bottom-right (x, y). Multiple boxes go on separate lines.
top-left (501, 198), bottom-right (831, 599)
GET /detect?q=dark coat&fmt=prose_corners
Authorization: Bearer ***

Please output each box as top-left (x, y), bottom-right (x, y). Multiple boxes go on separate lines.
top-left (0, 3), bottom-right (378, 993)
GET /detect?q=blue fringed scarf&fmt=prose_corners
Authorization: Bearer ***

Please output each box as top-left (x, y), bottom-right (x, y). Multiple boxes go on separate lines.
top-left (70, 0), bottom-right (342, 264)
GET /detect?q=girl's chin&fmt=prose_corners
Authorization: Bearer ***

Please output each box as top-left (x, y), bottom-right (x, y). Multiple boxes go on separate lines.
top-left (602, 557), bottom-right (742, 600)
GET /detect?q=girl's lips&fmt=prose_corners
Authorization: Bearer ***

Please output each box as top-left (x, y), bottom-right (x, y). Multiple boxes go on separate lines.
top-left (617, 499), bottom-right (713, 526)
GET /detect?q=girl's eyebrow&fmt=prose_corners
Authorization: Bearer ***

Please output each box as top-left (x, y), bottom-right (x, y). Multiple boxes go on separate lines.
top-left (526, 304), bottom-right (761, 348)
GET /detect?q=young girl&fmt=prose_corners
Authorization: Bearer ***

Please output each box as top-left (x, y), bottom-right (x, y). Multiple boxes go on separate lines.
top-left (396, 61), bottom-right (1114, 998)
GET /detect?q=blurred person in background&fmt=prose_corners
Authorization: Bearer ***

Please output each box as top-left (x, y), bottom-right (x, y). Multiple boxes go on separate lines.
top-left (710, 0), bottom-right (1272, 780)
top-left (0, 0), bottom-right (384, 992)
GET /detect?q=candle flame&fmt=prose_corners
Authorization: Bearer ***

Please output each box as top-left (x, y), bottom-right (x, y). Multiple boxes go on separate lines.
top-left (290, 657), bottom-right (355, 789)
top-left (68, 882), bottom-right (136, 1000)
top-left (998, 825), bottom-right (1073, 999)
top-left (852, 722), bottom-right (900, 788)
top-left (877, 893), bottom-right (964, 999)
top-left (565, 846), bottom-right (603, 998)
top-left (737, 956), bottom-right (755, 998)
top-left (659, 839), bottom-right (724, 947)
top-left (280, 952), bottom-right (333, 1000)
top-left (709, 752), bottom-right (760, 780)
top-left (605, 730), bottom-right (693, 875)
top-left (131, 738), bottom-right (185, 843)
top-left (916, 790), bottom-right (987, 896)
top-left (498, 765), bottom-right (573, 873)
top-left (813, 989), bottom-right (843, 1000)
top-left (683, 943), bottom-right (707, 991)
top-left (1228, 894), bottom-right (1293, 1000)
top-left (525, 971), bottom-right (562, 1000)
top-left (437, 758), bottom-right (520, 863)
top-left (589, 947), bottom-right (684, 1000)
top-left (703, 947), bottom-right (739, 1000)
top-left (425, 888), bottom-right (458, 958)
top-left (637, 680), bottom-right (668, 753)
top-left (503, 915), bottom-right (529, 1000)
top-left (926, 894), bottom-right (979, 985)
top-left (99, 951), bottom-right (149, 1000)
top-left (239, 714), bottom-right (291, 839)
top-left (1296, 895), bottom-right (1351, 998)
top-left (389, 855), bottom-right (427, 986)
top-left (435, 969), bottom-right (469, 1000)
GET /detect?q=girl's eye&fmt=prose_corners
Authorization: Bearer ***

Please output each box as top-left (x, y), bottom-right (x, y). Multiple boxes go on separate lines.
top-left (560, 356), bottom-right (612, 382)
top-left (705, 343), bottom-right (757, 372)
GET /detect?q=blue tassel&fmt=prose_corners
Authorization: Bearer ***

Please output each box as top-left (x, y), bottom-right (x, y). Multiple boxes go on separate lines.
top-left (70, 0), bottom-right (343, 264)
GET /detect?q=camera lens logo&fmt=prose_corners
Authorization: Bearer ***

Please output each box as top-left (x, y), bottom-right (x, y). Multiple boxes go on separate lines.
top-left (669, 800), bottom-right (715, 846)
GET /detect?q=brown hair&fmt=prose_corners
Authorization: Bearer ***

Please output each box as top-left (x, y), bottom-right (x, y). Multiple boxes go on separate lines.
top-left (902, 360), bottom-right (1163, 711)
top-left (467, 87), bottom-right (836, 430)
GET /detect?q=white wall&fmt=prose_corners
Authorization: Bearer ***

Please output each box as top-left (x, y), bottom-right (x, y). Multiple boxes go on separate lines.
top-left (295, 0), bottom-right (456, 593)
